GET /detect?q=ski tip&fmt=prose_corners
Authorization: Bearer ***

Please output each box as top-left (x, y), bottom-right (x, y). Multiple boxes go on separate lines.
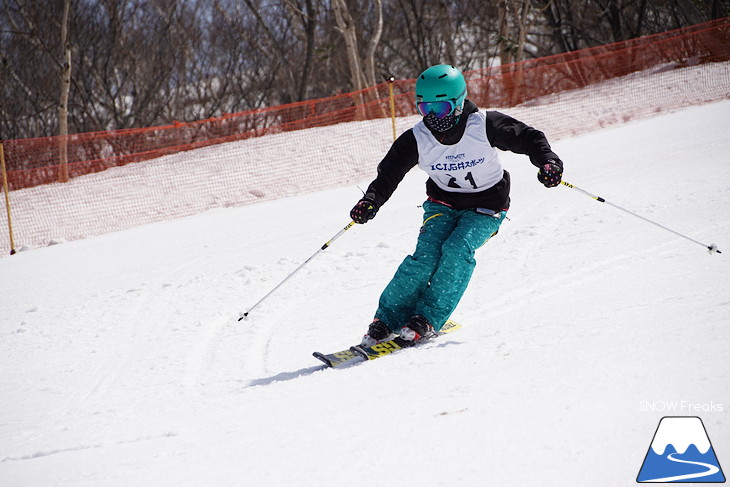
top-left (312, 352), bottom-right (333, 367)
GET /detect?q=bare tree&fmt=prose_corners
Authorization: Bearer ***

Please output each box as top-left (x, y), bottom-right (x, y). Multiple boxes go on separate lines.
top-left (332, 0), bottom-right (365, 92)
top-left (364, 0), bottom-right (384, 88)
top-left (0, 0), bottom-right (722, 140)
top-left (58, 0), bottom-right (72, 182)
top-left (1, 0), bottom-right (64, 139)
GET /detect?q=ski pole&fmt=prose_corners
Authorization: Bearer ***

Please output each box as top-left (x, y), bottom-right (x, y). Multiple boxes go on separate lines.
top-left (560, 181), bottom-right (721, 254)
top-left (239, 221), bottom-right (356, 320)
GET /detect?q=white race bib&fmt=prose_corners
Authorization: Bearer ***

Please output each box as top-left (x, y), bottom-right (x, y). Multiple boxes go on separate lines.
top-left (413, 111), bottom-right (502, 193)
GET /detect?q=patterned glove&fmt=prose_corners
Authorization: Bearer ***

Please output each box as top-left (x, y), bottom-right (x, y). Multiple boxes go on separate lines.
top-left (350, 197), bottom-right (379, 224)
top-left (537, 160), bottom-right (563, 188)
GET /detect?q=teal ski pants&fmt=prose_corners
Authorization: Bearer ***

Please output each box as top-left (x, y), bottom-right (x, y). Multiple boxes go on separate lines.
top-left (375, 200), bottom-right (506, 332)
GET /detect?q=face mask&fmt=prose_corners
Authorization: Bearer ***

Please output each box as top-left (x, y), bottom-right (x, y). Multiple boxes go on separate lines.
top-left (423, 112), bottom-right (459, 132)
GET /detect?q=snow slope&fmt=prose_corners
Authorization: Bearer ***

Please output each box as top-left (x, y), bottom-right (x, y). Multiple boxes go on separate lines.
top-left (1, 100), bottom-right (729, 486)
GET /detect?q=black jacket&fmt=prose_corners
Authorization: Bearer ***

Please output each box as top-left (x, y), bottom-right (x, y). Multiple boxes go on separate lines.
top-left (363, 100), bottom-right (562, 211)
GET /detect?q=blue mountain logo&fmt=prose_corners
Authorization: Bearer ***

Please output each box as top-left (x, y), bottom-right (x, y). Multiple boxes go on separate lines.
top-left (637, 416), bottom-right (725, 483)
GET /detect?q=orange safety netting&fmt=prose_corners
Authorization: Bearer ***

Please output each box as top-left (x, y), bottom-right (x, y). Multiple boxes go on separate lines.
top-left (4, 18), bottom-right (729, 191)
top-left (1, 18), bottom-right (729, 254)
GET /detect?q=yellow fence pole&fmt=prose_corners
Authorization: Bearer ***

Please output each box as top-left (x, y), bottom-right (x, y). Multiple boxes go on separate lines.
top-left (1, 142), bottom-right (16, 255)
top-left (388, 77), bottom-right (397, 142)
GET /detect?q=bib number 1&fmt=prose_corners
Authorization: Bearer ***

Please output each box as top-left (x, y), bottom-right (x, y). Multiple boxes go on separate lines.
top-left (447, 171), bottom-right (478, 190)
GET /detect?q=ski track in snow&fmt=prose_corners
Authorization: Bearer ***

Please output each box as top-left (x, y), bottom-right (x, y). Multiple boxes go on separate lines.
top-left (1, 97), bottom-right (729, 484)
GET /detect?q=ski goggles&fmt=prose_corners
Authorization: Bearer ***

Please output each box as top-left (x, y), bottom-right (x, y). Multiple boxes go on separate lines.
top-left (416, 100), bottom-right (458, 119)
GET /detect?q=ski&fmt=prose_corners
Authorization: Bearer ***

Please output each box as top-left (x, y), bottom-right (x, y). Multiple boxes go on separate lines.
top-left (313, 320), bottom-right (462, 368)
top-left (312, 348), bottom-right (362, 368)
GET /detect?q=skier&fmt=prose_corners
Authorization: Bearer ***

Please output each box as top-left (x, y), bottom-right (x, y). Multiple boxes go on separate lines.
top-left (351, 64), bottom-right (564, 346)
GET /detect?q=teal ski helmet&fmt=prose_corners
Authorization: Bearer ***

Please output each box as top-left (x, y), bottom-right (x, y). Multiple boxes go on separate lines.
top-left (415, 65), bottom-right (467, 118)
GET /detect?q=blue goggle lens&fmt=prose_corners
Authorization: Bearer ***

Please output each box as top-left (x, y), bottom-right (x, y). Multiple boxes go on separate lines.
top-left (416, 100), bottom-right (455, 119)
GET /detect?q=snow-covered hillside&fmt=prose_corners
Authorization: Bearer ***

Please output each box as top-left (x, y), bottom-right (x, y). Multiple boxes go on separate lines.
top-left (1, 99), bottom-right (728, 486)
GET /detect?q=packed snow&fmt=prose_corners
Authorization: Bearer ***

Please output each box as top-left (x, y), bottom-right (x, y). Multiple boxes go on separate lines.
top-left (1, 101), bottom-right (729, 484)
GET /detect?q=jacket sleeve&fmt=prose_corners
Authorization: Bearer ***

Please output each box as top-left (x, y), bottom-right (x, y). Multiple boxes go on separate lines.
top-left (485, 111), bottom-right (562, 168)
top-left (363, 129), bottom-right (419, 207)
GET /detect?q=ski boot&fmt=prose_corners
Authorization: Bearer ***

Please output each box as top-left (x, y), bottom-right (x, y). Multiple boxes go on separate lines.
top-left (360, 319), bottom-right (393, 347)
top-left (399, 315), bottom-right (434, 342)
